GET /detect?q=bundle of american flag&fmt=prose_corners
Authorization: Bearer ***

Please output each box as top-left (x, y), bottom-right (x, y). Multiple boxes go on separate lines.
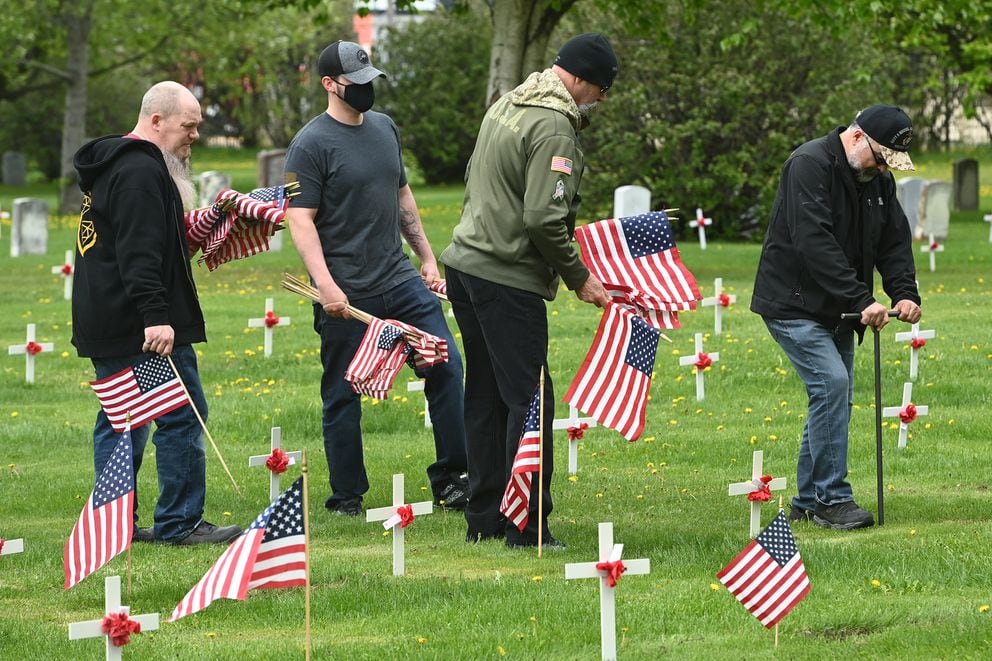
top-left (280, 273), bottom-right (448, 399)
top-left (185, 181), bottom-right (300, 271)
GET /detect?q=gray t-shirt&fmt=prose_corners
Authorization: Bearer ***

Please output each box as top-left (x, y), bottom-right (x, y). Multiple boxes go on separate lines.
top-left (284, 111), bottom-right (418, 298)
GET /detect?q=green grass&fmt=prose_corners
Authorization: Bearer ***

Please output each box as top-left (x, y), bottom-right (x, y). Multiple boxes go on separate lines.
top-left (1, 159), bottom-right (991, 659)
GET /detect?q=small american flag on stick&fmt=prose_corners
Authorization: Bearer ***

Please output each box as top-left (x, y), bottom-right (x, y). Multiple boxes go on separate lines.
top-left (499, 388), bottom-right (542, 532)
top-left (89, 354), bottom-right (190, 433)
top-left (169, 476), bottom-right (307, 621)
top-left (64, 427), bottom-right (135, 589)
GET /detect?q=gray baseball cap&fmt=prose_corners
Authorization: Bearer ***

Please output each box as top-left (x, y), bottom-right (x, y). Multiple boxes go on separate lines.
top-left (317, 41), bottom-right (387, 84)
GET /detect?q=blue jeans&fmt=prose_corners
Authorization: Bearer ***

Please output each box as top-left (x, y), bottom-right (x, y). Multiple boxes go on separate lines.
top-left (763, 318), bottom-right (855, 510)
top-left (91, 345), bottom-right (207, 542)
top-left (314, 276), bottom-right (467, 505)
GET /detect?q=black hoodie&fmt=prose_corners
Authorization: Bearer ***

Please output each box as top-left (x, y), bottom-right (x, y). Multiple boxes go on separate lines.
top-left (71, 135), bottom-right (206, 358)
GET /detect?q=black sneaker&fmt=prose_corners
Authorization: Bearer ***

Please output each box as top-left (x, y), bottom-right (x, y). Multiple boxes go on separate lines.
top-left (789, 506), bottom-right (814, 523)
top-left (325, 497), bottom-right (362, 517)
top-left (132, 526), bottom-right (155, 543)
top-left (506, 534), bottom-right (566, 550)
top-left (172, 521), bottom-right (243, 545)
top-left (813, 501), bottom-right (875, 530)
top-left (435, 478), bottom-right (469, 510)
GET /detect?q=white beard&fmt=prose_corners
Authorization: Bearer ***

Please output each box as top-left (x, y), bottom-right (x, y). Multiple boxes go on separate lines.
top-left (162, 149), bottom-right (197, 211)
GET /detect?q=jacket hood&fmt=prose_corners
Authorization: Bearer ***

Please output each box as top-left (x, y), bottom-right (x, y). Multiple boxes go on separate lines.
top-left (509, 69), bottom-right (584, 132)
top-left (73, 134), bottom-right (163, 191)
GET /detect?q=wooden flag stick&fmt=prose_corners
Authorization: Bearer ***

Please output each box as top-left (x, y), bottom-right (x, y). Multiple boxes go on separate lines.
top-left (775, 495), bottom-right (783, 647)
top-left (302, 449), bottom-right (312, 661)
top-left (127, 547), bottom-right (132, 603)
top-left (165, 355), bottom-right (242, 495)
top-left (537, 367), bottom-right (546, 559)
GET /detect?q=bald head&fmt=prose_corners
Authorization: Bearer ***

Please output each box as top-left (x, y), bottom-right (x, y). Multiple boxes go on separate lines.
top-left (132, 81), bottom-right (202, 160)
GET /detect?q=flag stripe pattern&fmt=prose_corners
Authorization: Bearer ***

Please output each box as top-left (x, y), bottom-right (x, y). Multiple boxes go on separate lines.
top-left (717, 511), bottom-right (811, 628)
top-left (427, 280), bottom-right (448, 301)
top-left (499, 388), bottom-right (542, 532)
top-left (345, 318), bottom-right (410, 400)
top-left (575, 211), bottom-right (700, 328)
top-left (64, 428), bottom-right (135, 589)
top-left (388, 318), bottom-right (449, 369)
top-left (186, 185), bottom-right (291, 271)
top-left (89, 354), bottom-right (190, 432)
top-left (169, 476), bottom-right (306, 621)
top-left (565, 303), bottom-right (660, 441)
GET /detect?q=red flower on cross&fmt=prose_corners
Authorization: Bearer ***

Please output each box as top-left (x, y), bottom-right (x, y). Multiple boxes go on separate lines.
top-left (61, 263), bottom-right (73, 275)
top-left (397, 504), bottom-right (414, 528)
top-left (694, 353), bottom-right (712, 370)
top-left (747, 475), bottom-right (774, 502)
top-left (567, 422), bottom-right (589, 441)
top-left (265, 448), bottom-right (289, 474)
top-left (899, 403), bottom-right (917, 424)
top-left (264, 311), bottom-right (280, 328)
top-left (910, 338), bottom-right (926, 350)
top-left (25, 341), bottom-right (43, 356)
top-left (719, 293), bottom-right (731, 307)
top-left (101, 611), bottom-right (141, 647)
top-left (595, 559), bottom-right (627, 587)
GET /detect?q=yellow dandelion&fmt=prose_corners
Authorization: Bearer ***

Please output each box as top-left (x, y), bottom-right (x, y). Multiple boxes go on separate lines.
top-left (568, 475), bottom-right (578, 482)
top-left (710, 583), bottom-right (721, 591)
top-left (910, 529), bottom-right (917, 536)
top-left (870, 579), bottom-right (881, 588)
top-left (11, 412), bottom-right (19, 417)
top-left (498, 646), bottom-right (507, 656)
top-left (415, 636), bottom-right (427, 644)
top-left (643, 436), bottom-right (656, 442)
top-left (531, 575), bottom-right (542, 583)
top-left (596, 492), bottom-right (604, 498)
top-left (206, 632), bottom-right (217, 638)
top-left (223, 511), bottom-right (232, 517)
top-left (980, 604), bottom-right (990, 613)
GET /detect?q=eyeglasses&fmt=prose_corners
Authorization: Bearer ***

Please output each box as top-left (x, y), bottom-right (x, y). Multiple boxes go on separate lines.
top-left (865, 135), bottom-right (887, 168)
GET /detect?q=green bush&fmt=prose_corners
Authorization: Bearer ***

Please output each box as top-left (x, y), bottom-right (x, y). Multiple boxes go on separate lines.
top-left (377, 8), bottom-right (492, 185)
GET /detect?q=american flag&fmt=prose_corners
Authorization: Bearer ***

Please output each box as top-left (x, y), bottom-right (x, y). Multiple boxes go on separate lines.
top-left (344, 318), bottom-right (410, 400)
top-left (89, 354), bottom-right (190, 433)
top-left (388, 318), bottom-right (449, 369)
top-left (168, 476), bottom-right (307, 621)
top-left (717, 510), bottom-right (811, 628)
top-left (426, 279), bottom-right (448, 301)
top-left (64, 428), bottom-right (135, 589)
top-left (186, 185), bottom-right (291, 271)
top-left (564, 303), bottom-right (660, 441)
top-left (499, 388), bottom-right (542, 532)
top-left (575, 211), bottom-right (700, 328)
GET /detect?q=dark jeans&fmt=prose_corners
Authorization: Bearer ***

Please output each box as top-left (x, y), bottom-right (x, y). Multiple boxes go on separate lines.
top-left (446, 267), bottom-right (555, 544)
top-left (314, 276), bottom-right (467, 505)
top-left (90, 345), bottom-right (206, 542)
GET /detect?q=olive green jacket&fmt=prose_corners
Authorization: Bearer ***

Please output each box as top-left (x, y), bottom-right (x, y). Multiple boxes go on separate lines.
top-left (440, 69), bottom-right (589, 300)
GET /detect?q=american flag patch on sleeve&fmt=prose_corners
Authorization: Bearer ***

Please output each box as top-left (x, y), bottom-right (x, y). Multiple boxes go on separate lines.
top-left (551, 156), bottom-right (573, 175)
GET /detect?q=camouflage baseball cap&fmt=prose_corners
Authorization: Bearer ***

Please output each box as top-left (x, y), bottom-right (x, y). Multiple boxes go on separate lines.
top-left (856, 104), bottom-right (914, 171)
top-left (318, 41), bottom-right (387, 84)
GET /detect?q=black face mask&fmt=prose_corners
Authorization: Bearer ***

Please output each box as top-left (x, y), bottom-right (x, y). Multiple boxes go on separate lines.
top-left (336, 80), bottom-right (375, 113)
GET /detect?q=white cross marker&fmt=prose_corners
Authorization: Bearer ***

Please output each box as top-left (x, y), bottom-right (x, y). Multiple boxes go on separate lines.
top-left (678, 333), bottom-right (719, 401)
top-left (727, 451), bottom-right (787, 538)
top-left (882, 381), bottom-right (928, 449)
top-left (920, 234), bottom-right (943, 273)
top-left (68, 575), bottom-right (159, 661)
top-left (564, 522), bottom-right (651, 661)
top-left (689, 208), bottom-right (713, 250)
top-left (8, 323), bottom-right (54, 384)
top-left (700, 277), bottom-right (736, 335)
top-left (407, 380), bottom-right (432, 428)
top-left (553, 404), bottom-right (597, 475)
top-left (248, 427), bottom-right (303, 501)
top-left (51, 249), bottom-right (74, 300)
top-left (984, 213), bottom-right (992, 243)
top-left (894, 322), bottom-right (935, 381)
top-left (0, 538), bottom-right (25, 556)
top-left (365, 474), bottom-right (433, 576)
top-left (247, 297), bottom-right (291, 358)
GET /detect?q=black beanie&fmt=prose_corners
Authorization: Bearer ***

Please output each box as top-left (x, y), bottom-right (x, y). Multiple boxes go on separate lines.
top-left (553, 33), bottom-right (619, 90)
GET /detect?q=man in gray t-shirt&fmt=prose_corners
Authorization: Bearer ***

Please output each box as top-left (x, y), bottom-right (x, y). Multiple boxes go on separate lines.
top-left (284, 40), bottom-right (468, 517)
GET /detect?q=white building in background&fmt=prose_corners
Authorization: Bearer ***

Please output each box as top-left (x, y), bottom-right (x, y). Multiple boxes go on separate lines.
top-left (353, 1), bottom-right (451, 56)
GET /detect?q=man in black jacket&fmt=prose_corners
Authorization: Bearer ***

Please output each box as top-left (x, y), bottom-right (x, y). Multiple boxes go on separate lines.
top-left (751, 104), bottom-right (922, 530)
top-left (72, 81), bottom-right (241, 545)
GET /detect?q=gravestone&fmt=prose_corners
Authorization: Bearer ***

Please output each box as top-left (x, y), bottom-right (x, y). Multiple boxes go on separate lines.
top-left (896, 177), bottom-right (926, 235)
top-left (918, 181), bottom-right (951, 241)
top-left (257, 149), bottom-right (287, 188)
top-left (2, 151), bottom-right (26, 186)
top-left (612, 185), bottom-right (650, 218)
top-left (197, 170), bottom-right (232, 208)
top-left (952, 158), bottom-right (979, 211)
top-left (11, 198), bottom-right (48, 257)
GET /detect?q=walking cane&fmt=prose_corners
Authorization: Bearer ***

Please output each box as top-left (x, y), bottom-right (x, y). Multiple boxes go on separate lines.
top-left (841, 310), bottom-right (900, 526)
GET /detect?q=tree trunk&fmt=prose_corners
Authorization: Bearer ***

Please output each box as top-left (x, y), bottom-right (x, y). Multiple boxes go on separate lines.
top-left (484, 0), bottom-right (576, 107)
top-left (59, 2), bottom-right (94, 215)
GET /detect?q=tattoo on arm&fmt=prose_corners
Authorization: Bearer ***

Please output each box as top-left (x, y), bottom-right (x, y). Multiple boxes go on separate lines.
top-left (399, 204), bottom-right (426, 255)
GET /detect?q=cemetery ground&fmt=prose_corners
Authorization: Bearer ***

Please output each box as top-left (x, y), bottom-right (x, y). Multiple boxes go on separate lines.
top-left (1, 151), bottom-right (991, 659)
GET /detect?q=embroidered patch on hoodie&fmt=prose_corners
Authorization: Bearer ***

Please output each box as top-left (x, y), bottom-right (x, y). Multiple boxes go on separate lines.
top-left (551, 156), bottom-right (573, 175)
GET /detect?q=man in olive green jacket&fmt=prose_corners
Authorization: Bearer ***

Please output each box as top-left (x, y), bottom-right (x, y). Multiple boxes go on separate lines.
top-left (441, 33), bottom-right (617, 548)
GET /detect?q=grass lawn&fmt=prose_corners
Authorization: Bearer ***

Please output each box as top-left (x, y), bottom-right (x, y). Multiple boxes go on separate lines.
top-left (0, 149), bottom-right (990, 659)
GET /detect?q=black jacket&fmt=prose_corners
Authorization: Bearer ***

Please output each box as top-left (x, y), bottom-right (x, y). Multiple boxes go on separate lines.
top-left (71, 135), bottom-right (205, 358)
top-left (750, 128), bottom-right (920, 331)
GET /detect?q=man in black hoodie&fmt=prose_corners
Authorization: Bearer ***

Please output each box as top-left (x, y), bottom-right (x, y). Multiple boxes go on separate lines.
top-left (72, 81), bottom-right (241, 545)
top-left (751, 104), bottom-right (922, 531)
